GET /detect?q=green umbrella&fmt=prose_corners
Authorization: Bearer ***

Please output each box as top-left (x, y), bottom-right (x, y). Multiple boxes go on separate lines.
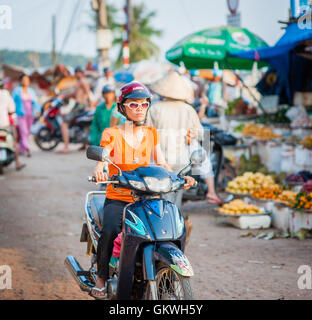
top-left (166, 26), bottom-right (269, 70)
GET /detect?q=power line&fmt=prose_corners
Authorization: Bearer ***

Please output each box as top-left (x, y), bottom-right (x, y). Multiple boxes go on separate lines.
top-left (59, 0), bottom-right (82, 57)
top-left (180, 0), bottom-right (196, 31)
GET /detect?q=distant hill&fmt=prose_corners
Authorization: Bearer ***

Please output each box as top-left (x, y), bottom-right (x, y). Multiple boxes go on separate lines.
top-left (0, 49), bottom-right (95, 70)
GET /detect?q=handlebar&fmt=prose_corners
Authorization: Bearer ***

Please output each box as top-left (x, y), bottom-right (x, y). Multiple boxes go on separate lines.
top-left (88, 175), bottom-right (196, 187)
top-left (87, 176), bottom-right (119, 184)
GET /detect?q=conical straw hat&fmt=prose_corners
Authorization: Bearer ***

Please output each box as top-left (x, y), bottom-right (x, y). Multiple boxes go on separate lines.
top-left (149, 71), bottom-right (194, 102)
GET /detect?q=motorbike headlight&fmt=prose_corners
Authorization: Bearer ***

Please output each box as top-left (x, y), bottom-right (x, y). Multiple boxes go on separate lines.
top-left (129, 180), bottom-right (146, 191)
top-left (144, 177), bottom-right (171, 193)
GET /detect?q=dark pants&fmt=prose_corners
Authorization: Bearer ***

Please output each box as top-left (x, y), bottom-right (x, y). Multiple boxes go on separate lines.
top-left (96, 198), bottom-right (129, 280)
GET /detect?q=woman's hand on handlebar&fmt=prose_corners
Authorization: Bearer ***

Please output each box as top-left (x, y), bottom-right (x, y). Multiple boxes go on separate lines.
top-left (183, 176), bottom-right (196, 190)
top-left (93, 163), bottom-right (108, 182)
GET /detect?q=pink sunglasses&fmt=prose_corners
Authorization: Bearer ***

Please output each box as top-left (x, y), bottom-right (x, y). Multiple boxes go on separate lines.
top-left (123, 101), bottom-right (150, 109)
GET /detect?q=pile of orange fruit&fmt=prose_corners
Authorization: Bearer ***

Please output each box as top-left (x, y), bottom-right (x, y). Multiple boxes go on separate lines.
top-left (289, 191), bottom-right (312, 210)
top-left (300, 136), bottom-right (312, 148)
top-left (275, 190), bottom-right (297, 205)
top-left (251, 186), bottom-right (283, 200)
top-left (242, 124), bottom-right (282, 140)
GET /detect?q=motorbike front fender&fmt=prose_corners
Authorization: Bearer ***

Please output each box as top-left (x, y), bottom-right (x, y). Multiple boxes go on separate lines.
top-left (154, 242), bottom-right (194, 277)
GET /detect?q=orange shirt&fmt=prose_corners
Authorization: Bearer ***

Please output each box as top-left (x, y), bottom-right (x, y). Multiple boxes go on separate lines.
top-left (100, 126), bottom-right (160, 202)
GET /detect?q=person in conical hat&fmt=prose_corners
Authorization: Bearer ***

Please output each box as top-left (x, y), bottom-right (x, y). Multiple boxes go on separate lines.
top-left (147, 71), bottom-right (222, 206)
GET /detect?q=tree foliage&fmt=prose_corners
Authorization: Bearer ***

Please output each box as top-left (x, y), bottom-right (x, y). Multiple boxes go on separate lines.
top-left (90, 2), bottom-right (162, 67)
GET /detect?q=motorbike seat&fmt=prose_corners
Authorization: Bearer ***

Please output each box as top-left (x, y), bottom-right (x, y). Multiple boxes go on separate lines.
top-left (90, 195), bottom-right (106, 229)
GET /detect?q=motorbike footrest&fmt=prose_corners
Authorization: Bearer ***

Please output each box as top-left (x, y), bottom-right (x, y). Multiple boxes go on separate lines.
top-left (76, 271), bottom-right (90, 277)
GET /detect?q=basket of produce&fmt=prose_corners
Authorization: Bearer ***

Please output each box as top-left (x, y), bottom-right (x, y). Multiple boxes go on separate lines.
top-left (251, 186), bottom-right (283, 201)
top-left (300, 136), bottom-right (312, 149)
top-left (285, 171), bottom-right (312, 186)
top-left (242, 124), bottom-right (282, 140)
top-left (256, 108), bottom-right (291, 126)
top-left (289, 191), bottom-right (312, 212)
top-left (226, 172), bottom-right (278, 195)
top-left (274, 190), bottom-right (297, 207)
top-left (218, 199), bottom-right (268, 217)
top-left (225, 98), bottom-right (257, 119)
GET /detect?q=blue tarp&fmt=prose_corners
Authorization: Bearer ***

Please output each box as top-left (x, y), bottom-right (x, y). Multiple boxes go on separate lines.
top-left (230, 22), bottom-right (312, 103)
top-left (230, 23), bottom-right (312, 61)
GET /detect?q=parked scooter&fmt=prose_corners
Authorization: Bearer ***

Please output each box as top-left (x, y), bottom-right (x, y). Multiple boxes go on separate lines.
top-left (65, 146), bottom-right (205, 300)
top-left (0, 128), bottom-right (15, 174)
top-left (34, 96), bottom-right (94, 151)
top-left (183, 125), bottom-right (236, 202)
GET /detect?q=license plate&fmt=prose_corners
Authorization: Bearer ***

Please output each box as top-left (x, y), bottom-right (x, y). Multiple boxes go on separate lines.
top-left (0, 149), bottom-right (7, 162)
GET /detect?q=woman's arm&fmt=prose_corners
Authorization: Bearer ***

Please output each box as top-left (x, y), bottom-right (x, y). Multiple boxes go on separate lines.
top-left (93, 144), bottom-right (113, 182)
top-left (30, 89), bottom-right (41, 114)
top-left (93, 161), bottom-right (108, 182)
top-left (198, 104), bottom-right (206, 122)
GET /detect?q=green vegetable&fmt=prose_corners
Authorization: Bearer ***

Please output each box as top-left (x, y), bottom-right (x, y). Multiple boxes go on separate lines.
top-left (233, 124), bottom-right (245, 132)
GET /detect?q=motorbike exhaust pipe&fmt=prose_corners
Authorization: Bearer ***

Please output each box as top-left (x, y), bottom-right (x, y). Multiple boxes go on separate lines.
top-left (64, 256), bottom-right (94, 293)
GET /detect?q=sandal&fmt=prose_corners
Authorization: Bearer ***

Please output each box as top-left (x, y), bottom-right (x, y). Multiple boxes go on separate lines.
top-left (16, 164), bottom-right (26, 171)
top-left (89, 286), bottom-right (107, 300)
top-left (206, 195), bottom-right (223, 206)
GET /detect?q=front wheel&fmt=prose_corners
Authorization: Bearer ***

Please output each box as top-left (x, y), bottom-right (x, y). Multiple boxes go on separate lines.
top-left (34, 126), bottom-right (60, 151)
top-left (144, 263), bottom-right (194, 300)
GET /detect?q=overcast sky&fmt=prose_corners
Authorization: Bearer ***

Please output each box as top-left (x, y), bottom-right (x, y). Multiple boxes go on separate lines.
top-left (0, 0), bottom-right (293, 62)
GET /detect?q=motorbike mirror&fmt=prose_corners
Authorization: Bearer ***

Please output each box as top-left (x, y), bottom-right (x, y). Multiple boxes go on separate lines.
top-left (86, 146), bottom-right (109, 162)
top-left (86, 146), bottom-right (123, 176)
top-left (190, 149), bottom-right (206, 165)
top-left (178, 164), bottom-right (191, 178)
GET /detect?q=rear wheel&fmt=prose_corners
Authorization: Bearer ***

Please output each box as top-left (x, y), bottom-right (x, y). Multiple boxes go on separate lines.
top-left (218, 160), bottom-right (236, 191)
top-left (144, 263), bottom-right (193, 300)
top-left (34, 126), bottom-right (60, 151)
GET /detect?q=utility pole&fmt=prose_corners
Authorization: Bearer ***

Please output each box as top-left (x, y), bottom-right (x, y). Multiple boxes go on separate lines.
top-left (51, 14), bottom-right (56, 66)
top-left (123, 0), bottom-right (131, 68)
top-left (92, 0), bottom-right (111, 69)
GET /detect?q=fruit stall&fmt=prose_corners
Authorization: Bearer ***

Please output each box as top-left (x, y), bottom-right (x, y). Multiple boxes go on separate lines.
top-left (218, 113), bottom-right (312, 174)
top-left (219, 170), bottom-right (312, 236)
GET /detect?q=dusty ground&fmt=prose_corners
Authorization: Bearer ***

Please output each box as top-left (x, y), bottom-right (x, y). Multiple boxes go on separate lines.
top-left (0, 140), bottom-right (311, 300)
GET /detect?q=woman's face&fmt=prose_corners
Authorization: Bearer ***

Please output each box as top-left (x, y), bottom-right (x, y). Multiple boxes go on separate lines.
top-left (21, 76), bottom-right (30, 87)
top-left (124, 98), bottom-right (149, 123)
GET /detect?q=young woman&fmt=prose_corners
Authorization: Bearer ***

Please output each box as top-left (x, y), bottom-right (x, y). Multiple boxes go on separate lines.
top-left (90, 82), bottom-right (195, 299)
top-left (12, 74), bottom-right (41, 157)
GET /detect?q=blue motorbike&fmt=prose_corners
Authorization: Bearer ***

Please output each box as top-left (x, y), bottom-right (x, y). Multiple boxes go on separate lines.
top-left (65, 146), bottom-right (205, 300)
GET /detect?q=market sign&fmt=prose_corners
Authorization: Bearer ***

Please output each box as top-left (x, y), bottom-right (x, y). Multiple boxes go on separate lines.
top-left (227, 0), bottom-right (241, 27)
top-left (227, 0), bottom-right (239, 14)
top-left (227, 13), bottom-right (241, 27)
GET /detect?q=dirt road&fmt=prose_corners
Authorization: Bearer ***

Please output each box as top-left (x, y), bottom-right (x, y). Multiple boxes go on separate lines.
top-left (0, 141), bottom-right (311, 300)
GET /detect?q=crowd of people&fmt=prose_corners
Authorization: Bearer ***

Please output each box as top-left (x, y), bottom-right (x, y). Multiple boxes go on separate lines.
top-left (0, 64), bottom-right (224, 299)
top-left (0, 65), bottom-right (221, 201)
top-left (0, 74), bottom-right (41, 170)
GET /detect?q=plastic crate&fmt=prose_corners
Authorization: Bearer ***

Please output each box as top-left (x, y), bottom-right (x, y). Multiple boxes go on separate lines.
top-left (225, 215), bottom-right (271, 230)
